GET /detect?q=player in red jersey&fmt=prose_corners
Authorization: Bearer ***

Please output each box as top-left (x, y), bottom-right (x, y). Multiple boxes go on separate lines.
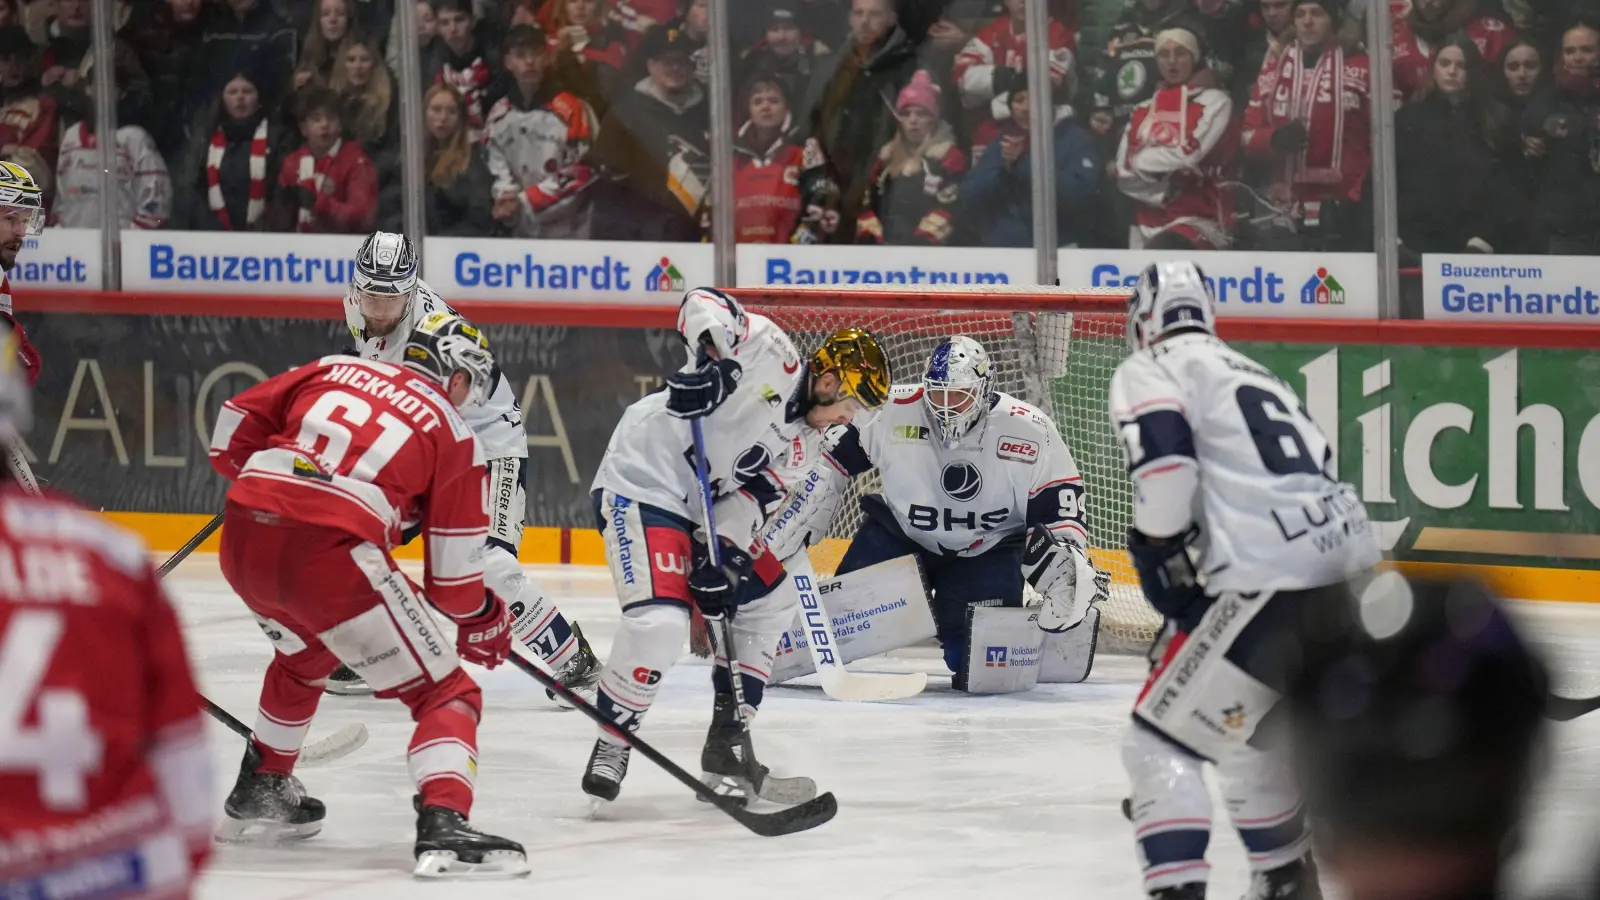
top-left (0, 321), bottom-right (215, 899)
top-left (0, 161), bottom-right (42, 386)
top-left (207, 312), bottom-right (528, 879)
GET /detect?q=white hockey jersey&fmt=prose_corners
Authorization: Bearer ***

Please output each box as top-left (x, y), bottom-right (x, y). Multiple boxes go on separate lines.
top-left (1108, 333), bottom-right (1380, 593)
top-left (343, 278), bottom-right (527, 460)
top-left (828, 387), bottom-right (1089, 557)
top-left (592, 303), bottom-right (809, 534)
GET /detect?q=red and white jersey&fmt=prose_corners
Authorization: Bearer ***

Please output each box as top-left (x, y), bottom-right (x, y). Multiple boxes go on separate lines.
top-left (1389, 0), bottom-right (1514, 101)
top-left (1116, 84), bottom-right (1237, 249)
top-left (953, 15), bottom-right (1076, 147)
top-left (0, 486), bottom-right (212, 897)
top-left (0, 268), bottom-right (40, 385)
top-left (208, 356), bottom-right (490, 617)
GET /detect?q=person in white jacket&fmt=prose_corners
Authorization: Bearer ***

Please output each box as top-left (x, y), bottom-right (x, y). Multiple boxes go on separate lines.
top-left (1113, 27), bottom-right (1236, 250)
top-left (51, 91), bottom-right (171, 229)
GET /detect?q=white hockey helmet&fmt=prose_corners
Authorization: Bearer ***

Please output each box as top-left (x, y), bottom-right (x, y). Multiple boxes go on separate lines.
top-left (402, 312), bottom-right (496, 409)
top-left (923, 336), bottom-right (992, 446)
top-left (1126, 260), bottom-right (1217, 352)
top-left (347, 231), bottom-right (420, 339)
top-left (676, 287), bottom-right (750, 359)
top-left (0, 160), bottom-right (44, 236)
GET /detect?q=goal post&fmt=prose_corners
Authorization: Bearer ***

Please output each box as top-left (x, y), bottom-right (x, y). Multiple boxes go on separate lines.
top-left (728, 285), bottom-right (1162, 654)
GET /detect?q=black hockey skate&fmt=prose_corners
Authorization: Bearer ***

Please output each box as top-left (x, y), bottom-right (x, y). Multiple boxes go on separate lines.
top-left (412, 795), bottom-right (530, 879)
top-left (1244, 855), bottom-right (1321, 900)
top-left (546, 623), bottom-right (602, 708)
top-left (1150, 884), bottom-right (1205, 900)
top-left (323, 663), bottom-right (374, 696)
top-left (581, 738), bottom-right (631, 803)
top-left (698, 692), bottom-right (816, 806)
top-left (215, 743), bottom-right (326, 843)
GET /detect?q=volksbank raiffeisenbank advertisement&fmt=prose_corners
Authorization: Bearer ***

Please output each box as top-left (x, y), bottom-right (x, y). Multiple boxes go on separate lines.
top-left (1422, 254), bottom-right (1600, 322)
top-left (119, 231), bottom-right (1378, 317)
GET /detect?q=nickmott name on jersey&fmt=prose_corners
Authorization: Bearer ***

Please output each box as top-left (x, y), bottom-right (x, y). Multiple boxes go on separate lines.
top-left (1422, 254), bottom-right (1600, 322)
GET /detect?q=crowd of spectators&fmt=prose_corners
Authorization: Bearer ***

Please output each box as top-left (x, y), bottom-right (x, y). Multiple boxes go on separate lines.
top-left (1, 0), bottom-right (1595, 253)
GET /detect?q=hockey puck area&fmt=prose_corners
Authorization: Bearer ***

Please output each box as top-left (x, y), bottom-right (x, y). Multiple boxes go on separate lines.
top-left (163, 556), bottom-right (1600, 899)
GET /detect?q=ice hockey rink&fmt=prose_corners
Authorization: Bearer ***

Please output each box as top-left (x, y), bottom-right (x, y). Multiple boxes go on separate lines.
top-left (166, 558), bottom-right (1600, 900)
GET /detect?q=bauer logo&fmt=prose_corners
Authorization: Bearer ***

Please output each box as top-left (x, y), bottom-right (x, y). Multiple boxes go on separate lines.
top-left (996, 436), bottom-right (1038, 463)
top-left (985, 646), bottom-right (1008, 667)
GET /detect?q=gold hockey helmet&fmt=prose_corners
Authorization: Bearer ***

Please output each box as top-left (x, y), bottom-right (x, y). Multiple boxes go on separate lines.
top-left (809, 327), bottom-right (890, 410)
top-left (0, 161), bottom-right (44, 236)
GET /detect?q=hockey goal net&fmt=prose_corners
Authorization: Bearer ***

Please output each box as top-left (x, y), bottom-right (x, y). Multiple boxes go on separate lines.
top-left (732, 285), bottom-right (1160, 655)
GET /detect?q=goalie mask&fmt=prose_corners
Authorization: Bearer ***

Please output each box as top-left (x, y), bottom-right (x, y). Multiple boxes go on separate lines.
top-left (402, 313), bottom-right (496, 410)
top-left (809, 327), bottom-right (890, 414)
top-left (923, 336), bottom-right (992, 446)
top-left (347, 231), bottom-right (420, 340)
top-left (1126, 260), bottom-right (1217, 353)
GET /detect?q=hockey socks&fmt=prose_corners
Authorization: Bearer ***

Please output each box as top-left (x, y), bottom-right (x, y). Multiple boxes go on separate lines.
top-left (508, 590), bottom-right (581, 670)
top-left (250, 656), bottom-right (329, 774)
top-left (407, 680), bottom-right (483, 815)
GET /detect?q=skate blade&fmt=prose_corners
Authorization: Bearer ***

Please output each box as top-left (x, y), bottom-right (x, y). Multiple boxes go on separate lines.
top-left (322, 681), bottom-right (375, 697)
top-left (214, 816), bottom-right (323, 844)
top-left (413, 850), bottom-right (531, 879)
top-left (696, 773), bottom-right (750, 808)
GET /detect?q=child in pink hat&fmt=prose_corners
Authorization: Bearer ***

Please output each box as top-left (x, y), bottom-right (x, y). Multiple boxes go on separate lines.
top-left (854, 69), bottom-right (968, 244)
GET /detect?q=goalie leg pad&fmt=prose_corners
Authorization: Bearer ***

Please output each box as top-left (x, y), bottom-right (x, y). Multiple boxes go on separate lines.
top-left (1131, 591), bottom-right (1284, 762)
top-left (930, 542), bottom-right (1025, 673)
top-left (1122, 722), bottom-right (1215, 893)
top-left (1217, 748), bottom-right (1310, 874)
top-left (1037, 605), bottom-right (1100, 683)
top-left (768, 555), bottom-right (936, 685)
top-left (959, 605), bottom-right (1042, 693)
top-left (593, 604), bottom-right (688, 737)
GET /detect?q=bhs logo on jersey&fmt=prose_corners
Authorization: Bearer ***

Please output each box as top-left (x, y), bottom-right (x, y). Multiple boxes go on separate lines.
top-left (985, 646), bottom-right (1008, 667)
top-left (735, 444), bottom-right (773, 483)
top-left (996, 436), bottom-right (1038, 464)
top-left (941, 462), bottom-right (983, 501)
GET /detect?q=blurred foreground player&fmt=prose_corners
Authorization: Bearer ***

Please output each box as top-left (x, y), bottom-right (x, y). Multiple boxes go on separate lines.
top-left (208, 315), bottom-right (529, 879)
top-left (332, 230), bottom-right (600, 701)
top-left (0, 321), bottom-right (216, 897)
top-left (1285, 573), bottom-right (1549, 900)
top-left (1110, 261), bottom-right (1381, 900)
top-left (0, 161), bottom-right (42, 387)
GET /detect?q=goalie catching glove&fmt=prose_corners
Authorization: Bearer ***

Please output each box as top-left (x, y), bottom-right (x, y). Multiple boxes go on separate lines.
top-left (1024, 526), bottom-right (1109, 633)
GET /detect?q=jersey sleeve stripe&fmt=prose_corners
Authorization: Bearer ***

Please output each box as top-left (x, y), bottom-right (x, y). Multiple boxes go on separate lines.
top-left (1123, 396), bottom-right (1188, 416)
top-left (209, 403), bottom-right (246, 455)
top-left (1126, 409), bottom-right (1198, 473)
top-left (1029, 475), bottom-right (1084, 496)
top-left (1137, 459), bottom-right (1197, 479)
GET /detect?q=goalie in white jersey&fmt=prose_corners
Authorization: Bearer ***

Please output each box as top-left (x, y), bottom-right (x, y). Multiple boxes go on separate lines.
top-left (587, 287), bottom-right (890, 805)
top-left (819, 336), bottom-right (1108, 689)
top-left (337, 231), bottom-right (600, 701)
top-left (1110, 261), bottom-right (1380, 900)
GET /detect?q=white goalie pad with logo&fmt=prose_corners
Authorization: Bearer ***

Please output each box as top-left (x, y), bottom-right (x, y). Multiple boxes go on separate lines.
top-left (768, 555), bottom-right (935, 685)
top-left (1037, 605), bottom-right (1100, 684)
top-left (961, 606), bottom-right (1043, 694)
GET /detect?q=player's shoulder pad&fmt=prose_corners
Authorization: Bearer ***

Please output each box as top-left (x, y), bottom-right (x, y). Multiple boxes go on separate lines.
top-left (991, 392), bottom-right (1059, 441)
top-left (1, 491), bottom-right (151, 578)
top-left (1109, 349), bottom-right (1187, 422)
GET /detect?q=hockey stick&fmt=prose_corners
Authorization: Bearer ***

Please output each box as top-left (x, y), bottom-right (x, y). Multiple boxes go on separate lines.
top-left (790, 561), bottom-right (927, 702)
top-left (4, 442), bottom-right (39, 494)
top-left (1545, 692), bottom-right (1600, 722)
top-left (509, 653), bottom-right (836, 837)
top-left (689, 418), bottom-right (816, 804)
top-left (159, 513), bottom-right (369, 767)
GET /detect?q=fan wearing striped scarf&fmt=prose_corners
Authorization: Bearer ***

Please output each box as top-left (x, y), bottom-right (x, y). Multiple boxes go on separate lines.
top-left (203, 72), bottom-right (276, 231)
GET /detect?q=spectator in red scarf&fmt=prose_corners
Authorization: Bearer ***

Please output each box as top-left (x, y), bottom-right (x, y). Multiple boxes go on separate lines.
top-left (273, 86), bottom-right (377, 233)
top-left (1237, 0), bottom-right (1295, 105)
top-left (175, 68), bottom-right (288, 231)
top-left (1396, 35), bottom-right (1523, 255)
top-left (293, 0), bottom-right (357, 91)
top-left (422, 84), bottom-right (499, 235)
top-left (1241, 0), bottom-right (1374, 250)
top-left (1521, 18), bottom-right (1600, 253)
top-left (549, 0), bottom-right (629, 116)
top-left (953, 0), bottom-right (1076, 151)
top-left (854, 68), bottom-right (966, 244)
top-left (1390, 0), bottom-right (1515, 103)
top-left (422, 0), bottom-right (504, 140)
top-left (1116, 26), bottom-right (1238, 249)
top-left (733, 72), bottom-right (805, 243)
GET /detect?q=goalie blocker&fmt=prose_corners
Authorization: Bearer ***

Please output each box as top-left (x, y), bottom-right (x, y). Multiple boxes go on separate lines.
top-left (766, 556), bottom-right (1099, 692)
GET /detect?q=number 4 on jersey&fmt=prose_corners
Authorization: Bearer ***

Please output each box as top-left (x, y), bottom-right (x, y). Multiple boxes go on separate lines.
top-left (0, 610), bottom-right (103, 810)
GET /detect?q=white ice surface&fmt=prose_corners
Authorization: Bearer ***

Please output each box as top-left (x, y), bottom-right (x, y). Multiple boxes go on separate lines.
top-left (164, 558), bottom-right (1600, 900)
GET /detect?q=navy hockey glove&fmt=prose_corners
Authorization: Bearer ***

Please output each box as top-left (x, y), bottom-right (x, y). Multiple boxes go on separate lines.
top-left (666, 354), bottom-right (742, 419)
top-left (1127, 525), bottom-right (1207, 622)
top-left (688, 537), bottom-right (753, 619)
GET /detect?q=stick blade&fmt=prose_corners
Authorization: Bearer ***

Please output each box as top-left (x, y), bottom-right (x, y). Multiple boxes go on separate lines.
top-left (1545, 693), bottom-right (1600, 722)
top-left (731, 791), bottom-right (838, 837)
top-left (298, 724), bottom-right (369, 766)
top-left (817, 669), bottom-right (928, 702)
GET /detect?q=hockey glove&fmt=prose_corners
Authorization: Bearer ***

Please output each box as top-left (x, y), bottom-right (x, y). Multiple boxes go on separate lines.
top-left (1270, 120), bottom-right (1309, 155)
top-left (1127, 525), bottom-right (1207, 621)
top-left (1025, 528), bottom-right (1110, 633)
top-left (688, 537), bottom-right (754, 619)
top-left (666, 353), bottom-right (742, 419)
top-left (453, 593), bottom-right (513, 669)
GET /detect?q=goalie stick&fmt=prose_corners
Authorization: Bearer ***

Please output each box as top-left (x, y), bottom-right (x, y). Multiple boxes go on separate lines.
top-left (510, 652), bottom-right (836, 837)
top-left (791, 563), bottom-right (927, 702)
top-left (157, 515), bottom-right (370, 767)
top-left (4, 441), bottom-right (38, 494)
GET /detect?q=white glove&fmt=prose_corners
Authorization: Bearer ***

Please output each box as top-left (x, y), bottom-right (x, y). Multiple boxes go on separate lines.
top-left (762, 463), bottom-right (848, 563)
top-left (1032, 540), bottom-right (1109, 633)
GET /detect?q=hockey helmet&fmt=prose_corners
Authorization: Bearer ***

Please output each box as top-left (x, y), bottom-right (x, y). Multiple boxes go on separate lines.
top-left (347, 231), bottom-right (420, 339)
top-left (1126, 260), bottom-right (1217, 352)
top-left (923, 336), bottom-right (991, 446)
top-left (402, 312), bottom-right (496, 410)
top-left (810, 327), bottom-right (890, 412)
top-left (676, 287), bottom-right (750, 360)
top-left (0, 160), bottom-right (44, 236)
